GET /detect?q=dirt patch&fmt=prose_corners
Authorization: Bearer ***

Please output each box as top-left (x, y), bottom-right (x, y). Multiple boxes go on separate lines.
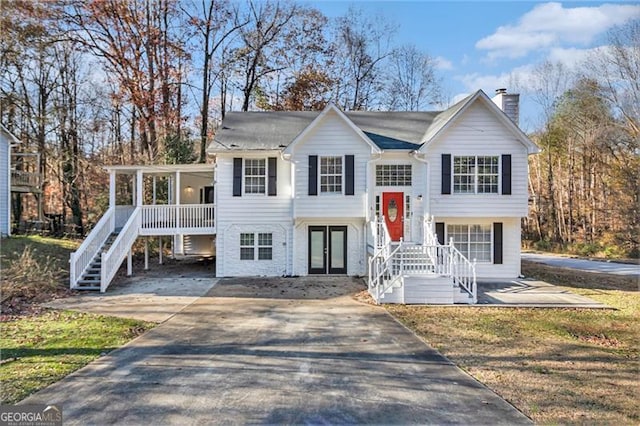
top-left (207, 276), bottom-right (365, 300)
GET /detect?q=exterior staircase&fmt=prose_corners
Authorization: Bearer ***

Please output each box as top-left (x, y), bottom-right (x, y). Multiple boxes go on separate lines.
top-left (367, 216), bottom-right (477, 305)
top-left (75, 232), bottom-right (120, 290)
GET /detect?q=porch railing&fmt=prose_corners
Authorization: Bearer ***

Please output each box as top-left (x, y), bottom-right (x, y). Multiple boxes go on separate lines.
top-left (101, 208), bottom-right (141, 292)
top-left (11, 170), bottom-right (41, 188)
top-left (70, 206), bottom-right (115, 289)
top-left (140, 204), bottom-right (215, 232)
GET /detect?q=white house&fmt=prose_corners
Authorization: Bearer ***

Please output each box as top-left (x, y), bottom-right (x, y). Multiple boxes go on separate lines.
top-left (0, 124), bottom-right (20, 236)
top-left (69, 89), bottom-right (540, 304)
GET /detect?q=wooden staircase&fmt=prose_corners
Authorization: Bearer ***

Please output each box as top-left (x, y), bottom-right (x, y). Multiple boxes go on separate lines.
top-left (75, 232), bottom-right (120, 290)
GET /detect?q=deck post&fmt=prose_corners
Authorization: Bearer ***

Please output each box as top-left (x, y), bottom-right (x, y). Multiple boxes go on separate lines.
top-left (136, 170), bottom-right (143, 207)
top-left (175, 171), bottom-right (181, 230)
top-left (159, 237), bottom-right (164, 264)
top-left (127, 248), bottom-right (132, 276)
top-left (109, 171), bottom-right (116, 208)
top-left (144, 237), bottom-right (149, 270)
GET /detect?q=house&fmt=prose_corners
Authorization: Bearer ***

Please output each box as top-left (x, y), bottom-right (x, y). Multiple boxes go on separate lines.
top-left (69, 89), bottom-right (540, 304)
top-left (0, 124), bottom-right (20, 236)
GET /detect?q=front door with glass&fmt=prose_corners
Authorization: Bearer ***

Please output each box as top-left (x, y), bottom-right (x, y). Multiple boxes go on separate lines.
top-left (308, 226), bottom-right (347, 274)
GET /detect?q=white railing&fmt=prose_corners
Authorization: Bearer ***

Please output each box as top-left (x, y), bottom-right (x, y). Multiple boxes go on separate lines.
top-left (367, 214), bottom-right (477, 304)
top-left (69, 206), bottom-right (115, 289)
top-left (140, 204), bottom-right (215, 232)
top-left (101, 207), bottom-right (141, 292)
top-left (448, 240), bottom-right (477, 303)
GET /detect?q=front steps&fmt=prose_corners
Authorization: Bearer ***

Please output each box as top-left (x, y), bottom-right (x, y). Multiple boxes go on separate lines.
top-left (75, 232), bottom-right (120, 290)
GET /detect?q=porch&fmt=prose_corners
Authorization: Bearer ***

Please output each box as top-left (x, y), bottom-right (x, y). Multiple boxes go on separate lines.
top-left (70, 164), bottom-right (216, 292)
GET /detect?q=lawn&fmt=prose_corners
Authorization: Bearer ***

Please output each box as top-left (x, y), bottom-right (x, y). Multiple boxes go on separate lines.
top-left (1, 235), bottom-right (155, 403)
top-left (0, 310), bottom-right (153, 404)
top-left (386, 262), bottom-right (639, 425)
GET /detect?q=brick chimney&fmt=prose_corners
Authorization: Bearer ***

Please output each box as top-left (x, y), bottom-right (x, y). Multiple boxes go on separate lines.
top-left (491, 88), bottom-right (520, 127)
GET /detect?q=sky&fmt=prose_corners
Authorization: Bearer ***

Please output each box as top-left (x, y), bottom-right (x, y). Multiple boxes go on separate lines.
top-left (304, 1), bottom-right (640, 131)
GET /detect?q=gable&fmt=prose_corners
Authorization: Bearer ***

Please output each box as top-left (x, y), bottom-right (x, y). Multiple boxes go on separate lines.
top-left (420, 91), bottom-right (539, 154)
top-left (284, 106), bottom-right (380, 155)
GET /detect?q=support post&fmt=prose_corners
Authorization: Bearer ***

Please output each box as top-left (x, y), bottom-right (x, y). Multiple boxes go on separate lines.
top-left (136, 170), bottom-right (143, 207)
top-left (127, 248), bottom-right (132, 276)
top-left (175, 171), bottom-right (181, 229)
top-left (159, 237), bottom-right (164, 264)
top-left (144, 237), bottom-right (149, 270)
top-left (152, 176), bottom-right (157, 205)
top-left (109, 171), bottom-right (116, 208)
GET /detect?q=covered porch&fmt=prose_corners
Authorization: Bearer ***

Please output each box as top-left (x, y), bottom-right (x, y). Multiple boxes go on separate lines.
top-left (106, 164), bottom-right (216, 237)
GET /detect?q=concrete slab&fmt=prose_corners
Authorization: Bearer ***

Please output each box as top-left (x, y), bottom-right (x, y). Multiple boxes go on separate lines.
top-left (24, 277), bottom-right (531, 425)
top-left (44, 260), bottom-right (218, 323)
top-left (477, 279), bottom-right (608, 308)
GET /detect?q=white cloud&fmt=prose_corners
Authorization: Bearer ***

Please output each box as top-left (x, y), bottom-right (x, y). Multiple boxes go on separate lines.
top-left (547, 46), bottom-right (609, 69)
top-left (434, 56), bottom-right (454, 70)
top-left (458, 64), bottom-right (536, 94)
top-left (476, 2), bottom-right (640, 59)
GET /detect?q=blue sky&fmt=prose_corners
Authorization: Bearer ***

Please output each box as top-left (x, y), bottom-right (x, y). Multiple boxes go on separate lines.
top-left (306, 1), bottom-right (640, 131)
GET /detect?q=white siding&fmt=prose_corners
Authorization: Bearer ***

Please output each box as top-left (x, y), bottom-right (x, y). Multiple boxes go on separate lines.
top-left (0, 136), bottom-right (9, 236)
top-left (215, 152), bottom-right (293, 276)
top-left (293, 219), bottom-right (365, 276)
top-left (218, 223), bottom-right (289, 277)
top-left (426, 102), bottom-right (530, 217)
top-left (439, 216), bottom-right (521, 279)
top-left (292, 111), bottom-right (372, 218)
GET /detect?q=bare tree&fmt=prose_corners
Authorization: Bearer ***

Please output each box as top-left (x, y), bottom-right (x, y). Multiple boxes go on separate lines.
top-left (385, 44), bottom-right (440, 111)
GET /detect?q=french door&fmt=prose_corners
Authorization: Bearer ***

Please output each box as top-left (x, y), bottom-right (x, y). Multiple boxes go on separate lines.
top-left (308, 226), bottom-right (347, 274)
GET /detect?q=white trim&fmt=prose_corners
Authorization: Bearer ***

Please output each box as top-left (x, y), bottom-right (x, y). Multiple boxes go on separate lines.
top-left (419, 90), bottom-right (540, 155)
top-left (283, 103), bottom-right (381, 155)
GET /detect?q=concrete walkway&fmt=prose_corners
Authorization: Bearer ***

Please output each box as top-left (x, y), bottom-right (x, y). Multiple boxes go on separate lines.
top-left (24, 277), bottom-right (531, 425)
top-left (522, 253), bottom-right (640, 277)
top-left (478, 279), bottom-right (608, 308)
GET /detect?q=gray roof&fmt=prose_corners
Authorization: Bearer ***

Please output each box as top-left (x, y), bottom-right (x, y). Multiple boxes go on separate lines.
top-left (209, 94), bottom-right (480, 153)
top-left (210, 110), bottom-right (443, 152)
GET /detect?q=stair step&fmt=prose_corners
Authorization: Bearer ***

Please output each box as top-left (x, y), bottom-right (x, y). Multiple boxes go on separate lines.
top-left (76, 285), bottom-right (101, 291)
top-left (83, 272), bottom-right (101, 278)
top-left (78, 279), bottom-right (101, 285)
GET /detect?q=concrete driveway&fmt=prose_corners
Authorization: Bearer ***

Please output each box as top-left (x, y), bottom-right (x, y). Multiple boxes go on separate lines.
top-left (24, 277), bottom-right (530, 425)
top-left (522, 253), bottom-right (640, 277)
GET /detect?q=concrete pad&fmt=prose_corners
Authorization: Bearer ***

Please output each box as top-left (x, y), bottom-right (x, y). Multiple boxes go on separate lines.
top-left (478, 279), bottom-right (609, 308)
top-left (44, 260), bottom-right (218, 323)
top-left (24, 277), bottom-right (530, 425)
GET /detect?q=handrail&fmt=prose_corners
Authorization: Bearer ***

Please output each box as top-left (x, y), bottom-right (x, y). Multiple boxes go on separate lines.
top-left (448, 241), bottom-right (477, 303)
top-left (100, 207), bottom-right (141, 292)
top-left (69, 206), bottom-right (115, 289)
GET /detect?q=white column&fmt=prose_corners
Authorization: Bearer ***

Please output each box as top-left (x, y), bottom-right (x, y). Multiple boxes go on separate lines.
top-left (127, 248), bottom-right (132, 276)
top-left (109, 171), bottom-right (116, 207)
top-left (159, 237), bottom-right (164, 264)
top-left (136, 170), bottom-right (143, 206)
top-left (152, 176), bottom-right (157, 205)
top-left (175, 171), bottom-right (181, 230)
top-left (144, 237), bottom-right (149, 270)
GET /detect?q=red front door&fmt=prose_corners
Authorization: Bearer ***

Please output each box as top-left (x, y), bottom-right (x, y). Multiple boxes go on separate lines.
top-left (382, 192), bottom-right (404, 241)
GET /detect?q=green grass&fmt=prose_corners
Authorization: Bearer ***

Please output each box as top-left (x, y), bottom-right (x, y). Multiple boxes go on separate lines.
top-left (0, 310), bottom-right (154, 404)
top-left (386, 264), bottom-right (640, 424)
top-left (0, 235), bottom-right (79, 271)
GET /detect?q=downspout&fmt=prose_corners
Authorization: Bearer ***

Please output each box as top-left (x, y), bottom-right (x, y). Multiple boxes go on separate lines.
top-left (410, 150), bottom-right (431, 243)
top-left (365, 152), bottom-right (383, 273)
top-left (280, 150), bottom-right (294, 276)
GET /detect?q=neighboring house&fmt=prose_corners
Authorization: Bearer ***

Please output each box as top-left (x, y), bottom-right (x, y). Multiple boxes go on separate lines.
top-left (0, 124), bottom-right (20, 236)
top-left (69, 89), bottom-right (540, 304)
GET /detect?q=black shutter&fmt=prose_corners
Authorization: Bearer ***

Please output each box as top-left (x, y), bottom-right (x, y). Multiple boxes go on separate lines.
top-left (233, 158), bottom-right (242, 197)
top-left (441, 154), bottom-right (451, 194)
top-left (493, 222), bottom-right (503, 264)
top-left (345, 155), bottom-right (354, 196)
top-left (502, 154), bottom-right (512, 195)
top-left (308, 155), bottom-right (318, 196)
top-left (435, 222), bottom-right (445, 245)
top-left (268, 157), bottom-right (277, 196)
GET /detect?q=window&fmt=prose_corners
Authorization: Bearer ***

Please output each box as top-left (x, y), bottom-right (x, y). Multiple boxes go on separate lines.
top-left (376, 164), bottom-right (412, 186)
top-left (405, 195), bottom-right (411, 219)
top-left (240, 232), bottom-right (273, 260)
top-left (244, 159), bottom-right (266, 194)
top-left (447, 224), bottom-right (492, 262)
top-left (375, 195), bottom-right (380, 217)
top-left (320, 156), bottom-right (342, 193)
top-left (240, 233), bottom-right (255, 260)
top-left (453, 156), bottom-right (499, 194)
top-left (258, 233), bottom-right (273, 260)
